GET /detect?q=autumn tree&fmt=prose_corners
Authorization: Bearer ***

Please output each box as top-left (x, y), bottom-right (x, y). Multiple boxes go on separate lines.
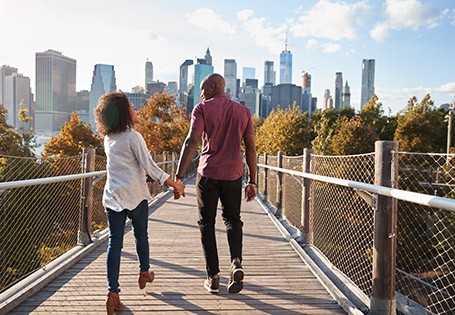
top-left (135, 91), bottom-right (190, 154)
top-left (255, 104), bottom-right (314, 155)
top-left (332, 116), bottom-right (378, 155)
top-left (44, 111), bottom-right (104, 157)
top-left (394, 94), bottom-right (446, 152)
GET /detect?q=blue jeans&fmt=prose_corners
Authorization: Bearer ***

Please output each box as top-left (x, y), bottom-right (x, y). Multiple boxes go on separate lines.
top-left (106, 199), bottom-right (150, 293)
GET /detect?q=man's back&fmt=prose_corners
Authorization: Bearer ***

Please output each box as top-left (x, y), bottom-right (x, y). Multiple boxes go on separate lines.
top-left (192, 93), bottom-right (254, 181)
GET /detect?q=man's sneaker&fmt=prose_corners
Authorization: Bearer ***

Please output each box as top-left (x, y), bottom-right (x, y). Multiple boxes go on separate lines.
top-left (204, 276), bottom-right (219, 293)
top-left (228, 261), bottom-right (244, 293)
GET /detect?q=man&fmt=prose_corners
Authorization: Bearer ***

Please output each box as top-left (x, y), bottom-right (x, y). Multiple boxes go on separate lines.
top-left (174, 73), bottom-right (257, 294)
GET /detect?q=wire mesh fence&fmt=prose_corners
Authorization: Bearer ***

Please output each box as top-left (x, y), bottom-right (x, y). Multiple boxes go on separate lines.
top-left (0, 151), bottom-right (197, 295)
top-left (0, 154), bottom-right (84, 293)
top-left (310, 153), bottom-right (376, 296)
top-left (394, 152), bottom-right (455, 314)
top-left (283, 155), bottom-right (303, 229)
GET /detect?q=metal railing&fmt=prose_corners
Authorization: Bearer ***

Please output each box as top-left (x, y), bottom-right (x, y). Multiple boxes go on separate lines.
top-left (253, 143), bottom-right (455, 315)
top-left (0, 151), bottom-right (199, 294)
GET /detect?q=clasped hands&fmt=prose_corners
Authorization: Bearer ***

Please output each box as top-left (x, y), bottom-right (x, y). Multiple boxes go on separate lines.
top-left (173, 178), bottom-right (186, 199)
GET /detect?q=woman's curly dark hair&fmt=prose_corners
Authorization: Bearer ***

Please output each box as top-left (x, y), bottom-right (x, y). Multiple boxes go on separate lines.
top-left (94, 91), bottom-right (134, 136)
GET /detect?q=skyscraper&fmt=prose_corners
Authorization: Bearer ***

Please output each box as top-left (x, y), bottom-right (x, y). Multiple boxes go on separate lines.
top-left (270, 84), bottom-right (301, 113)
top-left (224, 59), bottom-right (237, 99)
top-left (361, 59), bottom-right (375, 109)
top-left (3, 73), bottom-right (33, 130)
top-left (333, 72), bottom-right (343, 111)
top-left (0, 65), bottom-right (18, 105)
top-left (280, 38), bottom-right (292, 84)
top-left (323, 89), bottom-right (332, 110)
top-left (342, 81), bottom-right (351, 108)
top-left (242, 67), bottom-right (255, 83)
top-left (145, 60), bottom-right (153, 88)
top-left (89, 64), bottom-right (117, 129)
top-left (264, 61), bottom-right (275, 85)
top-left (302, 72), bottom-right (312, 116)
top-left (35, 49), bottom-right (76, 134)
top-left (179, 59), bottom-right (194, 94)
top-left (192, 62), bottom-right (214, 111)
top-left (205, 47), bottom-right (212, 66)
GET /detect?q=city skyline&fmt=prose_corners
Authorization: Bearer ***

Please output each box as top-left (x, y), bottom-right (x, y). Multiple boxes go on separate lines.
top-left (0, 0), bottom-right (454, 115)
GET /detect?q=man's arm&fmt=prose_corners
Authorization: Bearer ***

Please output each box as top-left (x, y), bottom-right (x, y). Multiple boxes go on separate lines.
top-left (175, 129), bottom-right (202, 180)
top-left (244, 133), bottom-right (257, 201)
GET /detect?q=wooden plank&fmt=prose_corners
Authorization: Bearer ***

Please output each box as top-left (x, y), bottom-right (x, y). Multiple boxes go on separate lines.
top-left (9, 177), bottom-right (345, 314)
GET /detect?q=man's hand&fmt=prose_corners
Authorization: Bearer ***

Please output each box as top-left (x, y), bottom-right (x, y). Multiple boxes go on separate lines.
top-left (173, 178), bottom-right (186, 199)
top-left (245, 184), bottom-right (257, 202)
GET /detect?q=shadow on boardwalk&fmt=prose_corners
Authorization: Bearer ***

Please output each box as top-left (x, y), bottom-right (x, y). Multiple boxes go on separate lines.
top-left (8, 177), bottom-right (345, 314)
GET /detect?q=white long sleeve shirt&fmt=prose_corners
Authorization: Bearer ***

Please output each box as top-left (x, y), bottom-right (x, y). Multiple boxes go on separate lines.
top-left (102, 129), bottom-right (169, 212)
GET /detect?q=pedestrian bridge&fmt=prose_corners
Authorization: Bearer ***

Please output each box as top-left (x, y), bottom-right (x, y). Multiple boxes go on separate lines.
top-left (1, 142), bottom-right (454, 314)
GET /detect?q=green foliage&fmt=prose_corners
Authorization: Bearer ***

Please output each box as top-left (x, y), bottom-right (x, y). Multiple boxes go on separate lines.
top-left (0, 104), bottom-right (36, 157)
top-left (360, 94), bottom-right (397, 140)
top-left (255, 104), bottom-right (314, 155)
top-left (394, 94), bottom-right (446, 152)
top-left (332, 117), bottom-right (378, 155)
top-left (311, 108), bottom-right (338, 155)
top-left (44, 111), bottom-right (104, 157)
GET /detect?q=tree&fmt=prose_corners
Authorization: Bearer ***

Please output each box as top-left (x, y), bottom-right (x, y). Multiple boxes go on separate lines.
top-left (332, 116), bottom-right (378, 155)
top-left (360, 94), bottom-right (397, 140)
top-left (255, 104), bottom-right (314, 155)
top-left (0, 103), bottom-right (36, 157)
top-left (44, 111), bottom-right (104, 157)
top-left (311, 108), bottom-right (338, 155)
top-left (135, 91), bottom-right (190, 154)
top-left (394, 94), bottom-right (446, 152)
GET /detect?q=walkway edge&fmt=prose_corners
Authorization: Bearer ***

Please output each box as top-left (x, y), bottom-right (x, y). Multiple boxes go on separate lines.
top-left (0, 186), bottom-right (176, 314)
top-left (255, 196), bottom-right (364, 315)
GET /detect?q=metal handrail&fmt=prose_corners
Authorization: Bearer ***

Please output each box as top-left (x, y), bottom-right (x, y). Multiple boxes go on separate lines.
top-left (258, 163), bottom-right (455, 213)
top-left (0, 159), bottom-right (181, 192)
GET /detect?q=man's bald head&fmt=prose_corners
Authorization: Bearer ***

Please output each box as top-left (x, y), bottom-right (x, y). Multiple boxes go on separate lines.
top-left (200, 73), bottom-right (225, 102)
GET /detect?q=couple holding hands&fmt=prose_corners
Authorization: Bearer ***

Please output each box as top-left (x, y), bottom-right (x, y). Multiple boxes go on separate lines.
top-left (95, 73), bottom-right (257, 314)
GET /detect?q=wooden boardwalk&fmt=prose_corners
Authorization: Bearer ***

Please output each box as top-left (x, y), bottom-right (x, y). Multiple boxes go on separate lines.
top-left (9, 178), bottom-right (345, 314)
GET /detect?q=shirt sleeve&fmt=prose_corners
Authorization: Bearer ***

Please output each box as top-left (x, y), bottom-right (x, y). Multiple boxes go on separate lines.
top-left (244, 109), bottom-right (255, 135)
top-left (191, 103), bottom-right (204, 131)
top-left (130, 131), bottom-right (170, 185)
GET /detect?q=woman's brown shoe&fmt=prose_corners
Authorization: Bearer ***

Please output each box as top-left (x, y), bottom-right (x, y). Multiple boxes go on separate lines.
top-left (138, 270), bottom-right (155, 289)
top-left (106, 292), bottom-right (124, 315)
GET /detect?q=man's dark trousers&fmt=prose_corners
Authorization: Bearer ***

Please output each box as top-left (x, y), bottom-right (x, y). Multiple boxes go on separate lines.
top-left (196, 173), bottom-right (243, 277)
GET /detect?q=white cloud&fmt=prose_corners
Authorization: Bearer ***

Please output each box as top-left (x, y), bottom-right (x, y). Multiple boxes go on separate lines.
top-left (322, 42), bottom-right (341, 53)
top-left (305, 39), bottom-right (318, 50)
top-left (290, 0), bottom-right (370, 40)
top-left (237, 9), bottom-right (253, 22)
top-left (237, 10), bottom-right (287, 54)
top-left (187, 8), bottom-right (236, 35)
top-left (376, 82), bottom-right (455, 102)
top-left (370, 0), bottom-right (442, 41)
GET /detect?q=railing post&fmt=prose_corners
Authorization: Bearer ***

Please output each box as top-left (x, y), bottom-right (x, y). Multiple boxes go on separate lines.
top-left (370, 141), bottom-right (398, 315)
top-left (256, 153), bottom-right (260, 194)
top-left (163, 151), bottom-right (168, 191)
top-left (172, 152), bottom-right (177, 178)
top-left (301, 148), bottom-right (314, 245)
top-left (263, 153), bottom-right (269, 200)
top-left (78, 148), bottom-right (95, 245)
top-left (276, 151), bottom-right (283, 216)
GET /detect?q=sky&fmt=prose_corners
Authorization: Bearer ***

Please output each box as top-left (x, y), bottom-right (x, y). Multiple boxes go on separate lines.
top-left (0, 0), bottom-right (454, 115)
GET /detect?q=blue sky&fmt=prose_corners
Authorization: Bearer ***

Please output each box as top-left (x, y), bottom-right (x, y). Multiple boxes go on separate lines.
top-left (0, 0), bottom-right (454, 115)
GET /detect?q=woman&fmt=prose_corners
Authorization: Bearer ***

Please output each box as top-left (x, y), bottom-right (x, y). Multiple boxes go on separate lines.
top-left (94, 91), bottom-right (185, 314)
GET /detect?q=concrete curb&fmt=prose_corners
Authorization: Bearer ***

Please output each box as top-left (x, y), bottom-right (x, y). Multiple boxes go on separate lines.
top-left (0, 180), bottom-right (185, 314)
top-left (255, 195), bottom-right (365, 315)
